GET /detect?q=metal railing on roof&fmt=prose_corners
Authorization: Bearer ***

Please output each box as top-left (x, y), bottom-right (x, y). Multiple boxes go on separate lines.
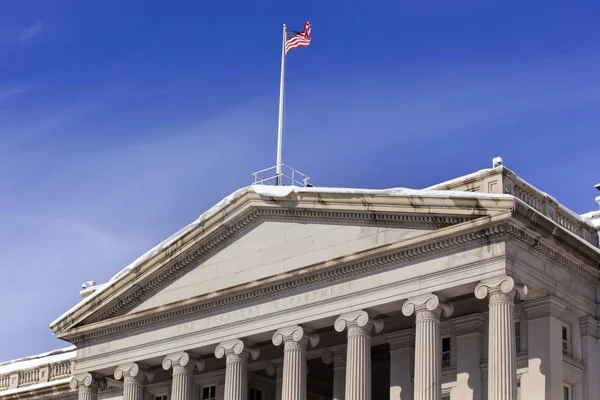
top-left (252, 164), bottom-right (312, 187)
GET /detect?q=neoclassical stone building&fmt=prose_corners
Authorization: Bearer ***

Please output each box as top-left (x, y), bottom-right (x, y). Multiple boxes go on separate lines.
top-left (1, 161), bottom-right (600, 400)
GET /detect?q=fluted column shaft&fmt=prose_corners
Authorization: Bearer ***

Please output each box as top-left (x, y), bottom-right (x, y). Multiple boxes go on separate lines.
top-left (225, 353), bottom-right (248, 400)
top-left (123, 376), bottom-right (144, 400)
top-left (475, 277), bottom-right (527, 400)
top-left (273, 326), bottom-right (319, 400)
top-left (215, 339), bottom-right (260, 400)
top-left (402, 294), bottom-right (453, 400)
top-left (163, 352), bottom-right (205, 400)
top-left (335, 311), bottom-right (383, 400)
top-left (78, 384), bottom-right (99, 400)
top-left (323, 350), bottom-right (346, 400)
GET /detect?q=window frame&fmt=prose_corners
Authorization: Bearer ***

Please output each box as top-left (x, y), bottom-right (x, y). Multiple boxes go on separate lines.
top-left (200, 385), bottom-right (216, 400)
top-left (441, 335), bottom-right (451, 367)
top-left (563, 383), bottom-right (572, 400)
top-left (562, 324), bottom-right (571, 355)
top-left (249, 387), bottom-right (264, 400)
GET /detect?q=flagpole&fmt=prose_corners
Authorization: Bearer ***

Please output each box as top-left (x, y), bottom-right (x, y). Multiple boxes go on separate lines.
top-left (275, 23), bottom-right (286, 186)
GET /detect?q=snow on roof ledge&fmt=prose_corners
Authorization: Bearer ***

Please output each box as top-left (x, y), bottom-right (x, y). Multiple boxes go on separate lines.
top-left (50, 184), bottom-right (513, 329)
top-left (0, 346), bottom-right (76, 375)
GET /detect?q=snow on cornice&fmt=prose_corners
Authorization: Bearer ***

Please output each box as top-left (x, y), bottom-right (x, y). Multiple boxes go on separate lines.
top-left (582, 210), bottom-right (600, 228)
top-left (49, 185), bottom-right (513, 329)
top-left (0, 346), bottom-right (75, 375)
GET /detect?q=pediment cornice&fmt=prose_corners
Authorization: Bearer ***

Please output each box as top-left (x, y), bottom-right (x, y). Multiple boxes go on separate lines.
top-left (54, 193), bottom-right (506, 335)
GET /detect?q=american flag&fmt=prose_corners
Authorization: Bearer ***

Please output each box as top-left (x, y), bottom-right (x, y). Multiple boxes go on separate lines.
top-left (285, 22), bottom-right (311, 54)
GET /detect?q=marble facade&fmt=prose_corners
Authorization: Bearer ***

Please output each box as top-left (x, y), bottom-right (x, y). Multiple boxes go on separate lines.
top-left (2, 162), bottom-right (600, 400)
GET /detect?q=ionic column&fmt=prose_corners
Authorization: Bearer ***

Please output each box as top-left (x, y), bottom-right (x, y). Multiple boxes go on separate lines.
top-left (272, 325), bottom-right (319, 400)
top-left (322, 348), bottom-right (347, 400)
top-left (386, 329), bottom-right (414, 400)
top-left (163, 352), bottom-right (205, 400)
top-left (475, 276), bottom-right (527, 400)
top-left (266, 360), bottom-right (283, 400)
top-left (334, 310), bottom-right (383, 400)
top-left (215, 339), bottom-right (260, 400)
top-left (114, 363), bottom-right (154, 400)
top-left (402, 294), bottom-right (453, 400)
top-left (70, 373), bottom-right (106, 400)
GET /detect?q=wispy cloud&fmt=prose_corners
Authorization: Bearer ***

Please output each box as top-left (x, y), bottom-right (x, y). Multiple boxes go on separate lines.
top-left (0, 87), bottom-right (26, 103)
top-left (19, 21), bottom-right (44, 47)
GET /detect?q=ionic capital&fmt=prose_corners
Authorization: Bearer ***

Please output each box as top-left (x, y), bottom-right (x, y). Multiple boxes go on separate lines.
top-left (214, 339), bottom-right (260, 361)
top-left (401, 294), bottom-right (453, 319)
top-left (334, 310), bottom-right (384, 335)
top-left (162, 352), bottom-right (205, 374)
top-left (272, 325), bottom-right (319, 349)
top-left (474, 276), bottom-right (527, 302)
top-left (322, 348), bottom-right (347, 369)
top-left (386, 328), bottom-right (415, 351)
top-left (69, 373), bottom-right (106, 391)
top-left (114, 362), bottom-right (154, 383)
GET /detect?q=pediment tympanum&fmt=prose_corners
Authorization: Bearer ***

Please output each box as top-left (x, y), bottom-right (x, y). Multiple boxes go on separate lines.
top-left (50, 187), bottom-right (517, 344)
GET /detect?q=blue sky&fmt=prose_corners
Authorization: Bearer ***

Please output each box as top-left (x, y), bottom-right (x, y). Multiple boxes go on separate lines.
top-left (1, 0), bottom-right (599, 360)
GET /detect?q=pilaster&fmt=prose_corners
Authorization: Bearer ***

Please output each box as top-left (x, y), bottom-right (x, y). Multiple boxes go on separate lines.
top-left (520, 296), bottom-right (565, 400)
top-left (335, 310), bottom-right (383, 400)
top-left (580, 316), bottom-right (600, 400)
top-left (215, 339), bottom-right (259, 400)
top-left (402, 294), bottom-right (453, 400)
top-left (322, 348), bottom-right (347, 400)
top-left (214, 370), bottom-right (226, 400)
top-left (266, 360), bottom-right (283, 400)
top-left (450, 314), bottom-right (484, 400)
top-left (386, 329), bottom-right (414, 400)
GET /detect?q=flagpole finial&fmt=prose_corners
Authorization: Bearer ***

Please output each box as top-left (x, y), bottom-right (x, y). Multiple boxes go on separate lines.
top-left (283, 23), bottom-right (286, 28)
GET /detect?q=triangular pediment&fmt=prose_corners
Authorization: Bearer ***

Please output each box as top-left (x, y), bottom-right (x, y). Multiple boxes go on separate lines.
top-left (52, 187), bottom-right (515, 341)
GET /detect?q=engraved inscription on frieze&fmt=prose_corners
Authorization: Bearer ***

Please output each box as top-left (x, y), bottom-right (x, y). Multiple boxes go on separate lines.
top-left (178, 283), bottom-right (352, 334)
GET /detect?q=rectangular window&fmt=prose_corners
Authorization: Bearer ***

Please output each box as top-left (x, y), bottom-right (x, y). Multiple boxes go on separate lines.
top-left (515, 321), bottom-right (521, 352)
top-left (442, 396), bottom-right (450, 400)
top-left (154, 395), bottom-right (168, 400)
top-left (562, 325), bottom-right (570, 355)
top-left (517, 379), bottom-right (521, 400)
top-left (442, 336), bottom-right (451, 367)
top-left (201, 386), bottom-right (216, 400)
top-left (563, 384), bottom-right (572, 400)
top-left (249, 388), bottom-right (263, 400)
